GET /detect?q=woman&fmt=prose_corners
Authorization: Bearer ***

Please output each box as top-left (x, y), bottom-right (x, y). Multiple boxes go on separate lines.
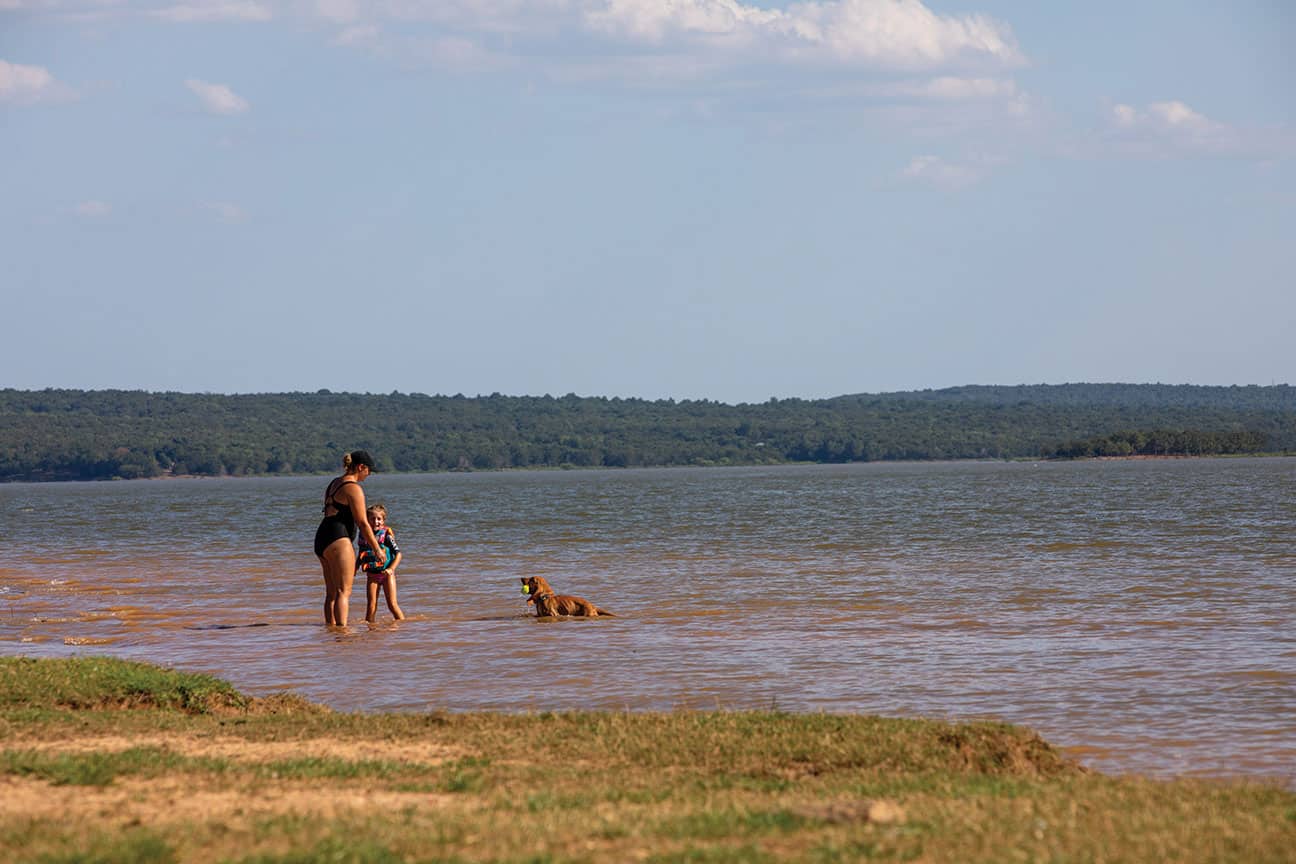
top-left (314, 450), bottom-right (383, 626)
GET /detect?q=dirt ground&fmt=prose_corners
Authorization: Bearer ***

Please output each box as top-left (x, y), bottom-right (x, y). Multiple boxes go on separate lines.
top-left (2, 730), bottom-right (466, 827)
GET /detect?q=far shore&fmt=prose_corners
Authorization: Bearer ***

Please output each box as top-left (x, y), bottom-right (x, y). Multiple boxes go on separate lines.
top-left (11, 450), bottom-right (1293, 484)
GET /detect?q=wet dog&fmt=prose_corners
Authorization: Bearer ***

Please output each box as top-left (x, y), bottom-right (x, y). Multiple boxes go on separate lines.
top-left (520, 575), bottom-right (614, 617)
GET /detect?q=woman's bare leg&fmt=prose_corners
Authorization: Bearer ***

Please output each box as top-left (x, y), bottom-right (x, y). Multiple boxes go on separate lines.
top-left (321, 539), bottom-right (355, 626)
top-left (323, 555), bottom-right (337, 624)
top-left (384, 575), bottom-right (405, 620)
top-left (319, 555), bottom-right (331, 623)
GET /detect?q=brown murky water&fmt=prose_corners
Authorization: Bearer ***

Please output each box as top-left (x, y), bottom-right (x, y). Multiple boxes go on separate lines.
top-left (2, 459), bottom-right (1293, 785)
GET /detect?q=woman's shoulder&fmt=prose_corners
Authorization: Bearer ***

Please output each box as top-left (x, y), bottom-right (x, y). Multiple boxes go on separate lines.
top-left (333, 476), bottom-right (363, 500)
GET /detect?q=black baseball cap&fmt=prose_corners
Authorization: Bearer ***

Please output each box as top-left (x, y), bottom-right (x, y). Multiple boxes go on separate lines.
top-left (350, 450), bottom-right (376, 470)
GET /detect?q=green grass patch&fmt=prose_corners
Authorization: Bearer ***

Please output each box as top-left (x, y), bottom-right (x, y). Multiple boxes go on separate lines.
top-left (30, 828), bottom-right (176, 864)
top-left (661, 808), bottom-right (808, 840)
top-left (231, 836), bottom-right (413, 864)
top-left (252, 756), bottom-right (421, 781)
top-left (647, 844), bottom-right (777, 864)
top-left (1, 745), bottom-right (225, 786)
top-left (440, 755), bottom-right (491, 793)
top-left (0, 656), bottom-right (244, 714)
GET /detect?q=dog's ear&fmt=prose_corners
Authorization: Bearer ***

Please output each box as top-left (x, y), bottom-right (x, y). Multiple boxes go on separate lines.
top-left (519, 577), bottom-right (527, 584)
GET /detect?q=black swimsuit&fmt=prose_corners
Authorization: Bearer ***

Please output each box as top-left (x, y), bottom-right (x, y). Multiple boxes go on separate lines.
top-left (313, 477), bottom-right (358, 556)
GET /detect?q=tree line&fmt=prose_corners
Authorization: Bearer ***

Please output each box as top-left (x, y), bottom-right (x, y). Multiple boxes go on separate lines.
top-left (1047, 429), bottom-right (1271, 459)
top-left (0, 384), bottom-right (1292, 482)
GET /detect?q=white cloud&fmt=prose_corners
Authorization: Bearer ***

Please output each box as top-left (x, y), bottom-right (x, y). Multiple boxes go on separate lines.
top-left (784, 0), bottom-right (1021, 67)
top-left (10, 2), bottom-right (1028, 116)
top-left (1112, 100), bottom-right (1215, 135)
top-left (4, 0), bottom-right (1025, 72)
top-left (0, 58), bottom-right (66, 103)
top-left (1095, 99), bottom-right (1296, 162)
top-left (308, 0), bottom-right (1021, 73)
top-left (1148, 100), bottom-right (1209, 129)
top-left (901, 154), bottom-right (998, 188)
top-left (1101, 99), bottom-right (1273, 158)
top-left (303, 1), bottom-right (1027, 124)
top-left (583, 0), bottom-right (1023, 68)
top-left (583, 0), bottom-right (784, 42)
top-left (185, 78), bottom-right (249, 114)
top-left (782, 73), bottom-right (1031, 133)
top-left (155, 2), bottom-right (271, 22)
top-left (75, 200), bottom-right (112, 217)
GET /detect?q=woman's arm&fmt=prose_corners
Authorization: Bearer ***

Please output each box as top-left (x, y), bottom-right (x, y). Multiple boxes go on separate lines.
top-left (345, 483), bottom-right (382, 553)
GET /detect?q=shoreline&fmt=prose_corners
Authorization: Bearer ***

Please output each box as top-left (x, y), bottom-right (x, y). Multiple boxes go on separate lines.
top-left (8, 450), bottom-right (1294, 483)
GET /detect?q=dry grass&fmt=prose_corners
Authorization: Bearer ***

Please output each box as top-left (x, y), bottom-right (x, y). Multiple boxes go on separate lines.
top-left (2, 657), bottom-right (1293, 863)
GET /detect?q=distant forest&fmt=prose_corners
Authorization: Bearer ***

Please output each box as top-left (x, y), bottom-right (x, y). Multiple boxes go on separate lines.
top-left (1, 384), bottom-right (1293, 482)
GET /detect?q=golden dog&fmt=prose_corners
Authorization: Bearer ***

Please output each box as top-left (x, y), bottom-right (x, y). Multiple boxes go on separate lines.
top-left (520, 576), bottom-right (614, 617)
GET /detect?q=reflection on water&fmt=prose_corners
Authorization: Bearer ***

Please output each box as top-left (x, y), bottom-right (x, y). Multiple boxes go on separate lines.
top-left (2, 458), bottom-right (1294, 784)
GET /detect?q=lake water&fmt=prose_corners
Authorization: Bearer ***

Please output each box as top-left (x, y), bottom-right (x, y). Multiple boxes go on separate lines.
top-left (1, 458), bottom-right (1293, 785)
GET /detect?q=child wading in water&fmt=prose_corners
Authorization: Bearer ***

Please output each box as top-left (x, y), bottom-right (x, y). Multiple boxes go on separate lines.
top-left (357, 503), bottom-right (405, 622)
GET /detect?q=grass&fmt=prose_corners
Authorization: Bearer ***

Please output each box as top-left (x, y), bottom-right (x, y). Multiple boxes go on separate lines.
top-left (1, 656), bottom-right (1293, 863)
top-left (0, 745), bottom-right (218, 786)
top-left (0, 655), bottom-right (245, 713)
top-left (28, 828), bottom-right (179, 864)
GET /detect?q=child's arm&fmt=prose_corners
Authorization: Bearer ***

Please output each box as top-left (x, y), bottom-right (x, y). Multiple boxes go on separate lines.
top-left (386, 530), bottom-right (402, 574)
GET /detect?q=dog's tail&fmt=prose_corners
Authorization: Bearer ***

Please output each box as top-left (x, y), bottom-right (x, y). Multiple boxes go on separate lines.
top-left (595, 607), bottom-right (616, 617)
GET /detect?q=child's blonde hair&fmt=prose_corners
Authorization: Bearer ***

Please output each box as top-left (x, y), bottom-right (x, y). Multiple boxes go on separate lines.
top-left (366, 503), bottom-right (388, 520)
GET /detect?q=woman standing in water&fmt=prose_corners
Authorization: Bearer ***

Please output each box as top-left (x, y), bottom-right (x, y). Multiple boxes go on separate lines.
top-left (314, 450), bottom-right (383, 627)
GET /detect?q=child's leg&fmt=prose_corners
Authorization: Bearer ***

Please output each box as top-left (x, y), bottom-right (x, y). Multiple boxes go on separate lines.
top-left (384, 574), bottom-right (405, 620)
top-left (365, 579), bottom-right (379, 623)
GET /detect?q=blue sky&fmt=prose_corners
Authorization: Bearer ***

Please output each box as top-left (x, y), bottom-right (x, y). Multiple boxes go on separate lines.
top-left (2, 1), bottom-right (1292, 403)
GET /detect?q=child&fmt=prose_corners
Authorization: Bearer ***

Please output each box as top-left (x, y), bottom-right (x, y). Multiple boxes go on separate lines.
top-left (356, 503), bottom-right (405, 622)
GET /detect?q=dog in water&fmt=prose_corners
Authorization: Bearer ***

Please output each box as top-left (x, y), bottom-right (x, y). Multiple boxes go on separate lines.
top-left (520, 575), bottom-right (615, 618)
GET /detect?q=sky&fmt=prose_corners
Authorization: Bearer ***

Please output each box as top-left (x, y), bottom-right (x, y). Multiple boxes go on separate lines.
top-left (2, 1), bottom-right (1293, 404)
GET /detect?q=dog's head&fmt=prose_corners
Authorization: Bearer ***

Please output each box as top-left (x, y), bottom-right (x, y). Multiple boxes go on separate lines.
top-left (519, 576), bottom-right (554, 605)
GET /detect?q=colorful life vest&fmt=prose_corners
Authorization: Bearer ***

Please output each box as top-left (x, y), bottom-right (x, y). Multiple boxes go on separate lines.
top-left (358, 527), bottom-right (398, 574)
